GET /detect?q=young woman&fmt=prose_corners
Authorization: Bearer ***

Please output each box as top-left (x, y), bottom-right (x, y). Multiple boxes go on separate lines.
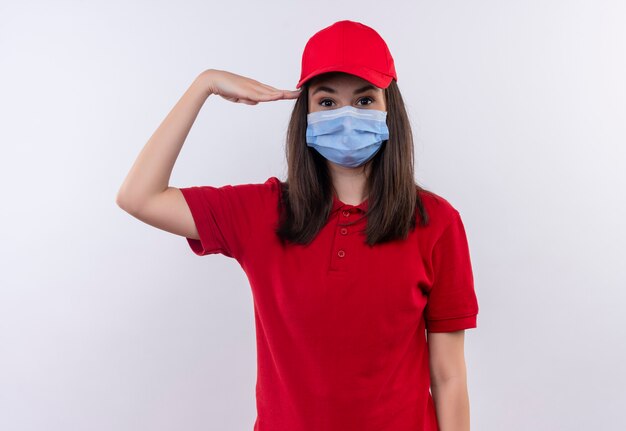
top-left (117, 20), bottom-right (479, 431)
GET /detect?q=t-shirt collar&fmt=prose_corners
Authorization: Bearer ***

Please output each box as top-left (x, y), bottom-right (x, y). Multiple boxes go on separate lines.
top-left (331, 193), bottom-right (369, 214)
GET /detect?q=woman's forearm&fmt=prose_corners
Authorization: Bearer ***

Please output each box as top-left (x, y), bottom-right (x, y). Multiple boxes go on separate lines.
top-left (431, 377), bottom-right (471, 431)
top-left (116, 70), bottom-right (214, 212)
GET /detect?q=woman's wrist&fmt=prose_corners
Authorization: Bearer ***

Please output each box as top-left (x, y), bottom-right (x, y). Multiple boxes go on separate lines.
top-left (193, 69), bottom-right (216, 98)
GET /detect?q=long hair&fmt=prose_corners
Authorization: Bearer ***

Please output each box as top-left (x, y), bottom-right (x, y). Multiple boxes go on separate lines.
top-left (275, 72), bottom-right (431, 247)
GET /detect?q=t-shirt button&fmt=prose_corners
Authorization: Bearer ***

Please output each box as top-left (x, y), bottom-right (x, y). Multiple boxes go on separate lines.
top-left (342, 210), bottom-right (350, 217)
top-left (340, 227), bottom-right (348, 235)
top-left (337, 249), bottom-right (346, 258)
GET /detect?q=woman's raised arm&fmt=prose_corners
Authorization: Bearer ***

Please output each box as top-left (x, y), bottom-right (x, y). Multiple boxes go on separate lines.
top-left (115, 69), bottom-right (299, 240)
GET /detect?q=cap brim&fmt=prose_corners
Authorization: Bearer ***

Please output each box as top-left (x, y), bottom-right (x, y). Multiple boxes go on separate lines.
top-left (296, 64), bottom-right (393, 89)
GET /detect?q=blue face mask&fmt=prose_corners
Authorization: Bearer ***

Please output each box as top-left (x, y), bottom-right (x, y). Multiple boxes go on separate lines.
top-left (305, 105), bottom-right (389, 168)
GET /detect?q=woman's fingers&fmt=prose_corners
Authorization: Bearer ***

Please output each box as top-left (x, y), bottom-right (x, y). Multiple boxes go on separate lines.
top-left (258, 87), bottom-right (302, 100)
top-left (258, 82), bottom-right (280, 91)
top-left (204, 69), bottom-right (302, 104)
top-left (281, 89), bottom-right (302, 99)
top-left (248, 89), bottom-right (301, 103)
top-left (244, 80), bottom-right (301, 101)
top-left (266, 82), bottom-right (302, 99)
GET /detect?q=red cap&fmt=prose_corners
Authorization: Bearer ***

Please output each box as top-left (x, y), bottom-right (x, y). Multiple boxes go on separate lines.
top-left (296, 20), bottom-right (397, 89)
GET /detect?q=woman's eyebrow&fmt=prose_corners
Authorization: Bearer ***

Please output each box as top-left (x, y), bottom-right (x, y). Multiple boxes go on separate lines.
top-left (312, 84), bottom-right (377, 96)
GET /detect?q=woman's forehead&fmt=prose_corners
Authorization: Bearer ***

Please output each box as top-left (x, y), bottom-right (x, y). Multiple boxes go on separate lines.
top-left (309, 75), bottom-right (380, 93)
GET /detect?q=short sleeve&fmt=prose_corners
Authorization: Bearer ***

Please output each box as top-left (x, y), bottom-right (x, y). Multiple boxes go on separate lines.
top-left (179, 177), bottom-right (279, 261)
top-left (424, 211), bottom-right (479, 333)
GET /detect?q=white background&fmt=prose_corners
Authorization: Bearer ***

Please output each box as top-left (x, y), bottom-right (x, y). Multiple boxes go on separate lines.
top-left (1, 1), bottom-right (625, 430)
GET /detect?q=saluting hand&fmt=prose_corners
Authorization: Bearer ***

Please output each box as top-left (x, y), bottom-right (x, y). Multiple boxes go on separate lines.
top-left (201, 68), bottom-right (302, 105)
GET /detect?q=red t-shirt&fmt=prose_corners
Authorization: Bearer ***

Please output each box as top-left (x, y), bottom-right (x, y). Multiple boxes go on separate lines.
top-left (179, 176), bottom-right (479, 431)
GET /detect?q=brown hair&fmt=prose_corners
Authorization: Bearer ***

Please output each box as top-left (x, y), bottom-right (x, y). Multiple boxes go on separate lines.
top-left (275, 72), bottom-right (431, 247)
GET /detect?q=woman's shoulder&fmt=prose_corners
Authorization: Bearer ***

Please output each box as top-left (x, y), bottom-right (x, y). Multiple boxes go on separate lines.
top-left (416, 187), bottom-right (462, 228)
top-left (233, 175), bottom-right (282, 193)
top-left (202, 176), bottom-right (282, 211)
top-left (257, 175), bottom-right (284, 209)
top-left (264, 175), bottom-right (282, 189)
top-left (417, 187), bottom-right (459, 212)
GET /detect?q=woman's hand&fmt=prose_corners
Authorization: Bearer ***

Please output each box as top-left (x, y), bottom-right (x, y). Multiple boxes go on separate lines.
top-left (199, 69), bottom-right (301, 104)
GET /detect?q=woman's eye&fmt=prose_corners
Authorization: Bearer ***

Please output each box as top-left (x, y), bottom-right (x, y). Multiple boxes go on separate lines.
top-left (318, 97), bottom-right (374, 108)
